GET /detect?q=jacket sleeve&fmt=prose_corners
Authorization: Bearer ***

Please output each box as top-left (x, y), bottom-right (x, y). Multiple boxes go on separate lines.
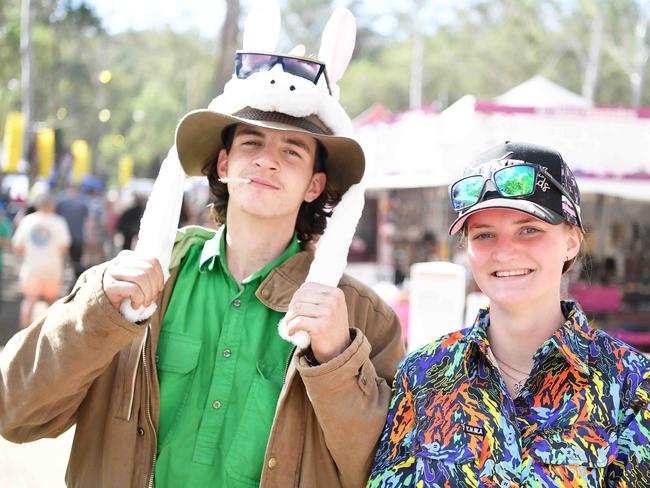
top-left (607, 370), bottom-right (650, 486)
top-left (0, 263), bottom-right (145, 443)
top-left (296, 292), bottom-right (406, 488)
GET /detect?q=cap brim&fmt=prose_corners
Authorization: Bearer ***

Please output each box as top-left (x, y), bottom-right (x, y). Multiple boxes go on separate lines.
top-left (175, 109), bottom-right (365, 195)
top-left (448, 198), bottom-right (564, 235)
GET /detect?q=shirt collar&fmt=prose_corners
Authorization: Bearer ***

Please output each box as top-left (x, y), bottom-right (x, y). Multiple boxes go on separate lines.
top-left (199, 225), bottom-right (302, 285)
top-left (539, 300), bottom-right (591, 376)
top-left (199, 226), bottom-right (224, 272)
top-left (462, 307), bottom-right (491, 375)
top-left (462, 301), bottom-right (591, 377)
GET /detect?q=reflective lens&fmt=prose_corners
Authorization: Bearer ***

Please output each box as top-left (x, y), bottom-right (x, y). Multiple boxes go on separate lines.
top-left (494, 165), bottom-right (535, 197)
top-left (451, 175), bottom-right (485, 210)
top-left (450, 164), bottom-right (537, 211)
top-left (237, 53), bottom-right (277, 78)
top-left (235, 52), bottom-right (330, 93)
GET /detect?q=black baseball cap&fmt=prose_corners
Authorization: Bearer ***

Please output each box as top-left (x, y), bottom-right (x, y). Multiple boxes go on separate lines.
top-left (449, 141), bottom-right (584, 235)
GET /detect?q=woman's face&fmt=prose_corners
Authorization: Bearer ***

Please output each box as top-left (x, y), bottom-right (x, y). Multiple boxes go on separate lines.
top-left (465, 208), bottom-right (582, 310)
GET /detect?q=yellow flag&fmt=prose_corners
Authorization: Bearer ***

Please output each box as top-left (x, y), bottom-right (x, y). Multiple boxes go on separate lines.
top-left (71, 139), bottom-right (90, 184)
top-left (2, 112), bottom-right (24, 173)
top-left (36, 127), bottom-right (56, 178)
top-left (118, 155), bottom-right (134, 188)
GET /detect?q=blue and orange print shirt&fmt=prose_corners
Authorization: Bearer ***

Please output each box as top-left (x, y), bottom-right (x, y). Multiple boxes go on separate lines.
top-left (368, 301), bottom-right (650, 487)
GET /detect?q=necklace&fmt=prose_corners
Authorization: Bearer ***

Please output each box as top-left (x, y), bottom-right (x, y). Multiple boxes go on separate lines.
top-left (492, 353), bottom-right (531, 376)
top-left (498, 367), bottom-right (528, 395)
top-left (489, 350), bottom-right (531, 396)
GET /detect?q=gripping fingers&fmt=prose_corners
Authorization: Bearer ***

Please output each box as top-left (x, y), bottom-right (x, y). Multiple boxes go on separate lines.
top-left (287, 315), bottom-right (318, 336)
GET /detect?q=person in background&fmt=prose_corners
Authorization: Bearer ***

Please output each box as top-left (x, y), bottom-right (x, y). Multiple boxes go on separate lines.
top-left (115, 194), bottom-right (146, 250)
top-left (83, 186), bottom-right (108, 266)
top-left (12, 194), bottom-right (71, 327)
top-left (369, 141), bottom-right (650, 486)
top-left (0, 204), bottom-right (13, 304)
top-left (56, 185), bottom-right (88, 281)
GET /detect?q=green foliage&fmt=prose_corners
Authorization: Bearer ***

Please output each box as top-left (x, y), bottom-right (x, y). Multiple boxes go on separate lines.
top-left (1, 0), bottom-right (649, 183)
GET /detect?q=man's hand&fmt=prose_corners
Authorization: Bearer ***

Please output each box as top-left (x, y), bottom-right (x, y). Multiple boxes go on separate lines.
top-left (102, 251), bottom-right (165, 312)
top-left (286, 282), bottom-right (351, 364)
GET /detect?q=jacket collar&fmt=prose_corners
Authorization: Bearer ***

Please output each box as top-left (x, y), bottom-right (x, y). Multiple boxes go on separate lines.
top-left (463, 300), bottom-right (590, 377)
top-left (168, 224), bottom-right (315, 313)
top-left (198, 225), bottom-right (303, 287)
top-left (255, 249), bottom-right (314, 312)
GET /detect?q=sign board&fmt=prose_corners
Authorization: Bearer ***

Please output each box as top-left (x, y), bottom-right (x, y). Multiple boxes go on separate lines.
top-left (407, 261), bottom-right (466, 352)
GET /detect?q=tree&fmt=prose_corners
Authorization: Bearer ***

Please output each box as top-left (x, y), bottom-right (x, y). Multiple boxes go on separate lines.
top-left (604, 0), bottom-right (650, 106)
top-left (214, 0), bottom-right (240, 95)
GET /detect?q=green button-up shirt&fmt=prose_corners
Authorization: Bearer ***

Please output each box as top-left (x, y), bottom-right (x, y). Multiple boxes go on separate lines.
top-left (155, 226), bottom-right (298, 487)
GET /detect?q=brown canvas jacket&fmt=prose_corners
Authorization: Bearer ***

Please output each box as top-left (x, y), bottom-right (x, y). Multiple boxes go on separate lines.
top-left (0, 228), bottom-right (405, 488)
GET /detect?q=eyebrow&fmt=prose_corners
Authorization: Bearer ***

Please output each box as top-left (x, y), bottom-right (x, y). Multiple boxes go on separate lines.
top-left (235, 127), bottom-right (264, 139)
top-left (234, 127), bottom-right (313, 155)
top-left (283, 136), bottom-right (313, 155)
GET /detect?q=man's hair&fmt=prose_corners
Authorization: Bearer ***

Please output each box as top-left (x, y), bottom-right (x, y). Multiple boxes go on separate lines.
top-left (203, 124), bottom-right (342, 247)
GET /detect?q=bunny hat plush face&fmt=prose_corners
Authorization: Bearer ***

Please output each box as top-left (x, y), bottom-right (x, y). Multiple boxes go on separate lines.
top-left (175, 2), bottom-right (365, 196)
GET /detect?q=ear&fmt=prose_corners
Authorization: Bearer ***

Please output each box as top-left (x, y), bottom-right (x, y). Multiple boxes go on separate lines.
top-left (216, 148), bottom-right (229, 179)
top-left (304, 172), bottom-right (326, 203)
top-left (242, 0), bottom-right (281, 52)
top-left (565, 225), bottom-right (583, 261)
top-left (318, 7), bottom-right (356, 90)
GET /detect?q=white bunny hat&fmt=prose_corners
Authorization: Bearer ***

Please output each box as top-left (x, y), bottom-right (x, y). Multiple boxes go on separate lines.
top-left (175, 2), bottom-right (364, 197)
top-left (124, 1), bottom-right (366, 350)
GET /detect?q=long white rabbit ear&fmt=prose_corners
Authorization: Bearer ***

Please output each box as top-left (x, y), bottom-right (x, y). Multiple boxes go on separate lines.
top-left (243, 0), bottom-right (281, 52)
top-left (288, 44), bottom-right (306, 57)
top-left (318, 7), bottom-right (356, 87)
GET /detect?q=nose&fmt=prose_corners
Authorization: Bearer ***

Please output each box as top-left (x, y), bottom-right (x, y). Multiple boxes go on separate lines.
top-left (253, 147), bottom-right (279, 171)
top-left (491, 234), bottom-right (520, 262)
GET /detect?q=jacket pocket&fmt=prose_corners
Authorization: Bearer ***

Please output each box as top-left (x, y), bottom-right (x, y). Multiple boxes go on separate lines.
top-left (225, 365), bottom-right (283, 487)
top-left (156, 331), bottom-right (202, 445)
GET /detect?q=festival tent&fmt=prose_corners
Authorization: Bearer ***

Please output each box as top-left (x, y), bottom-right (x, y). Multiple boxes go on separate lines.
top-left (356, 77), bottom-right (650, 201)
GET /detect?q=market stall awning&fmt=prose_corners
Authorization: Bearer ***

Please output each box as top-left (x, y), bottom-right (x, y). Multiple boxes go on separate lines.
top-left (357, 87), bottom-right (650, 201)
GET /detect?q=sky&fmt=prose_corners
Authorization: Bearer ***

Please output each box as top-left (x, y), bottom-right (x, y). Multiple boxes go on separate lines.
top-left (86, 0), bottom-right (453, 40)
top-left (89, 0), bottom-right (228, 38)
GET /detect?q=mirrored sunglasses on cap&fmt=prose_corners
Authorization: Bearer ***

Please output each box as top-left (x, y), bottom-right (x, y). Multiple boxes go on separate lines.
top-left (235, 51), bottom-right (332, 95)
top-left (449, 160), bottom-right (582, 225)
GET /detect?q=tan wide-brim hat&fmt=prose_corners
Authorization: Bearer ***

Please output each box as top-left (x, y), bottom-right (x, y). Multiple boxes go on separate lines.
top-left (175, 107), bottom-right (365, 195)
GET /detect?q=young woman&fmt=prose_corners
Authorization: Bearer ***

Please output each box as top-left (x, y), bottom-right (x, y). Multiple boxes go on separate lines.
top-left (368, 142), bottom-right (650, 487)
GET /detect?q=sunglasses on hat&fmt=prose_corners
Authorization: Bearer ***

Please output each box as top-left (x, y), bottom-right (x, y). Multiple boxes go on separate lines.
top-left (235, 51), bottom-right (332, 95)
top-left (449, 160), bottom-right (581, 220)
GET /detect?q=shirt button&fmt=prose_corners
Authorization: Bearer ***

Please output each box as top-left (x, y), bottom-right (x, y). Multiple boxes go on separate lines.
top-left (212, 400), bottom-right (222, 409)
top-left (232, 299), bottom-right (241, 308)
top-left (267, 457), bottom-right (277, 469)
top-left (223, 348), bottom-right (232, 358)
top-left (136, 427), bottom-right (145, 436)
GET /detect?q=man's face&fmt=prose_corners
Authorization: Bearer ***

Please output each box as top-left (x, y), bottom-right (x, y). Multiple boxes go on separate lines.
top-left (216, 124), bottom-right (326, 222)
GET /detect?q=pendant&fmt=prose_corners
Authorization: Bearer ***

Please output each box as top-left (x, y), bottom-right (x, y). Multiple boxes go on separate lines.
top-left (513, 380), bottom-right (525, 395)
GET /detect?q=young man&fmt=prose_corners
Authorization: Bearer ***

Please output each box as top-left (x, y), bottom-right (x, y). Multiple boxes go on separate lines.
top-left (0, 8), bottom-right (405, 487)
top-left (12, 193), bottom-right (71, 327)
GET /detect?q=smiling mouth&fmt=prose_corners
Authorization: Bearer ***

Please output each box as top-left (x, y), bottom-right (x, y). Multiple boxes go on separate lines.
top-left (492, 269), bottom-right (533, 278)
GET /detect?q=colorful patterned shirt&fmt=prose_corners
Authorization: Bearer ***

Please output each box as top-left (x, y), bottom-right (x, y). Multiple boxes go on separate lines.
top-left (368, 301), bottom-right (650, 487)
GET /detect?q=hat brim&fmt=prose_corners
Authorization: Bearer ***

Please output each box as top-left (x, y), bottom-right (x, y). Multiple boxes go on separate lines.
top-left (175, 109), bottom-right (365, 195)
top-left (448, 198), bottom-right (564, 235)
